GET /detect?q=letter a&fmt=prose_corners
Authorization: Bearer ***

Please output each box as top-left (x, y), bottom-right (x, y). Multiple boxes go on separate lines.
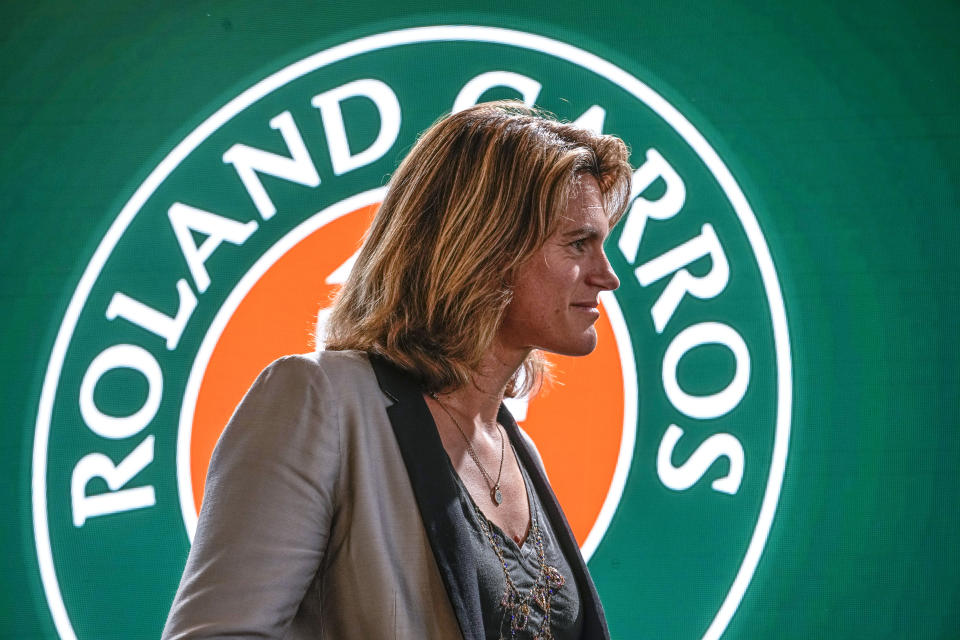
top-left (168, 203), bottom-right (258, 293)
top-left (312, 79), bottom-right (401, 176)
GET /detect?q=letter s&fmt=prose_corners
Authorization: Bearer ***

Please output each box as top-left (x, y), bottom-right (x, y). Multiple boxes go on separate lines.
top-left (657, 424), bottom-right (744, 495)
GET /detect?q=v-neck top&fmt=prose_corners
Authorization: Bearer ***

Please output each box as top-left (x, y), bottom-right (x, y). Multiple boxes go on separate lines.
top-left (451, 444), bottom-right (584, 640)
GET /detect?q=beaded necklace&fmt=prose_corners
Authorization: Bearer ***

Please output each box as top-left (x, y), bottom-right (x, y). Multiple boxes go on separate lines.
top-left (471, 489), bottom-right (566, 639)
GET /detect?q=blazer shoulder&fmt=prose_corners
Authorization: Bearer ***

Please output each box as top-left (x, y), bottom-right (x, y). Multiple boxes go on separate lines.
top-left (254, 350), bottom-right (373, 390)
top-left (312, 348), bottom-right (375, 378)
top-left (258, 350), bottom-right (389, 415)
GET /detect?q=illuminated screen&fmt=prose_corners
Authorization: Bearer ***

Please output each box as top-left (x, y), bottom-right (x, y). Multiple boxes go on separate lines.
top-left (2, 2), bottom-right (958, 638)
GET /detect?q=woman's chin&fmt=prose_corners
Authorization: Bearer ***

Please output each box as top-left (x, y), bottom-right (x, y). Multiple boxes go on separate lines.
top-left (543, 330), bottom-right (598, 358)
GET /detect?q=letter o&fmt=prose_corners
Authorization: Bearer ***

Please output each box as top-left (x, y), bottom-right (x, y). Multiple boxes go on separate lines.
top-left (662, 322), bottom-right (750, 419)
top-left (79, 344), bottom-right (163, 439)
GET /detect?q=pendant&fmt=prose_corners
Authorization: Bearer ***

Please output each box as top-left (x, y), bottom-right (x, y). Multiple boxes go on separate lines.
top-left (493, 485), bottom-right (503, 505)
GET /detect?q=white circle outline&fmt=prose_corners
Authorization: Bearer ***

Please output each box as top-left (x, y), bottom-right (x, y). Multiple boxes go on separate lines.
top-left (32, 25), bottom-right (793, 640)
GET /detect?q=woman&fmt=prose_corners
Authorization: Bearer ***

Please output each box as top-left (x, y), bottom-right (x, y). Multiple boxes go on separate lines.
top-left (162, 101), bottom-right (632, 639)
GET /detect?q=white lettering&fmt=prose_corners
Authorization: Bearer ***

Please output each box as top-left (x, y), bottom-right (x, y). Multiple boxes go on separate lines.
top-left (618, 148), bottom-right (686, 263)
top-left (452, 71), bottom-right (542, 112)
top-left (312, 78), bottom-right (401, 176)
top-left (222, 111), bottom-right (321, 220)
top-left (71, 436), bottom-right (156, 526)
top-left (168, 203), bottom-right (258, 293)
top-left (105, 279), bottom-right (197, 350)
top-left (635, 224), bottom-right (729, 333)
top-left (572, 105), bottom-right (606, 134)
top-left (657, 424), bottom-right (744, 494)
top-left (662, 322), bottom-right (750, 420)
top-left (79, 344), bottom-right (163, 440)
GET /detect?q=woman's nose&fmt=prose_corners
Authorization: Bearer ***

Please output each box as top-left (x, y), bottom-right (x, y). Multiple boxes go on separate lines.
top-left (592, 251), bottom-right (620, 291)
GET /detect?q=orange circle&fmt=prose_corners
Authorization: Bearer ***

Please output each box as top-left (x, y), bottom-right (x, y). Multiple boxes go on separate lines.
top-left (191, 204), bottom-right (625, 543)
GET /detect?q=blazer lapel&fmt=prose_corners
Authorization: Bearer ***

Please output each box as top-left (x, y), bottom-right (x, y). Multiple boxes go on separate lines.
top-left (498, 405), bottom-right (612, 640)
top-left (368, 355), bottom-right (483, 640)
top-left (370, 354), bottom-right (609, 640)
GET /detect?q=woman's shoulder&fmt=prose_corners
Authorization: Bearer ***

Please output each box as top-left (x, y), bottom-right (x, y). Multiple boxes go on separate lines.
top-left (258, 349), bottom-right (370, 377)
top-left (254, 349), bottom-right (379, 399)
top-left (219, 350), bottom-right (380, 457)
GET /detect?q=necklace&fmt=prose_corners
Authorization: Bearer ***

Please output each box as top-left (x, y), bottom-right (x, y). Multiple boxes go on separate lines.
top-left (430, 393), bottom-right (505, 506)
top-left (473, 501), bottom-right (566, 639)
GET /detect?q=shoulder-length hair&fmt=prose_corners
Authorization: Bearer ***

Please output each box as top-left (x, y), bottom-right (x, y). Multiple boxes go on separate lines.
top-left (323, 100), bottom-right (632, 395)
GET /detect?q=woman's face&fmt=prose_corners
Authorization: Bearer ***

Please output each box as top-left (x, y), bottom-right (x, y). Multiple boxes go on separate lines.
top-left (497, 174), bottom-right (620, 357)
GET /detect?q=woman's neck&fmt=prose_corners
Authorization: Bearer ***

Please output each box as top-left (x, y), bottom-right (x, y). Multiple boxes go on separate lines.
top-left (432, 341), bottom-right (528, 432)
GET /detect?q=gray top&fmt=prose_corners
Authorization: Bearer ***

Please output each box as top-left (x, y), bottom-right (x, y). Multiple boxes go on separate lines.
top-left (452, 448), bottom-right (583, 640)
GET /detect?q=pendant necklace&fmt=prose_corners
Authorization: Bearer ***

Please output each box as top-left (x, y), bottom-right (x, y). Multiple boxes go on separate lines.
top-left (430, 393), bottom-right (505, 506)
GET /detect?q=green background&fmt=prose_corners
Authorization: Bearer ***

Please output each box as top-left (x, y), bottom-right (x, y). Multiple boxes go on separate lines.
top-left (2, 1), bottom-right (958, 638)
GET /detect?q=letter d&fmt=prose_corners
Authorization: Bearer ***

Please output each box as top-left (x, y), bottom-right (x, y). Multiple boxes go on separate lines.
top-left (312, 78), bottom-right (401, 175)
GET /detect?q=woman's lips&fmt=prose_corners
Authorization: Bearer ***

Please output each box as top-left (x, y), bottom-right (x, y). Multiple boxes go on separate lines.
top-left (571, 302), bottom-right (600, 316)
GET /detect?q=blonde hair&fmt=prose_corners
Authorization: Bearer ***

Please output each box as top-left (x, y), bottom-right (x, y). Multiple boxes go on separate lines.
top-left (324, 101), bottom-right (632, 395)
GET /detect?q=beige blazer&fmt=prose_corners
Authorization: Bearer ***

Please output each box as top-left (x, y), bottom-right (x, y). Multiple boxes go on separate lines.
top-left (162, 350), bottom-right (609, 639)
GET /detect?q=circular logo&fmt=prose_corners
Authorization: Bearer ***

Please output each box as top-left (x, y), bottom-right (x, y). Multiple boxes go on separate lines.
top-left (33, 26), bottom-right (791, 640)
